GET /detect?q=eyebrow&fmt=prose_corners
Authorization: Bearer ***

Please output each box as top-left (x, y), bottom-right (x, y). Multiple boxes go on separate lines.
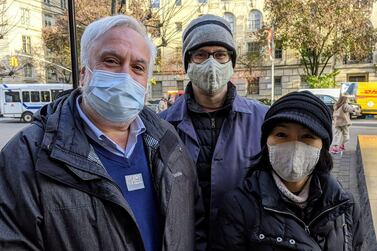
top-left (99, 49), bottom-right (122, 59)
top-left (135, 58), bottom-right (148, 66)
top-left (99, 49), bottom-right (149, 66)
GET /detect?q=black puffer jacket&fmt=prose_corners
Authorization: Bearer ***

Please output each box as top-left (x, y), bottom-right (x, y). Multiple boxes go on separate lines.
top-left (0, 89), bottom-right (206, 251)
top-left (186, 83), bottom-right (234, 227)
top-left (213, 170), bottom-right (364, 251)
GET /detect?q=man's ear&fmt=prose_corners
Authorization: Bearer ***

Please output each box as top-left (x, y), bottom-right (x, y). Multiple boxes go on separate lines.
top-left (79, 67), bottom-right (86, 87)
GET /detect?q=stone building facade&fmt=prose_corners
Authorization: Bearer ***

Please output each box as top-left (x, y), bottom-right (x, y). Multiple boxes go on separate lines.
top-left (150, 0), bottom-right (377, 101)
top-left (0, 0), bottom-right (66, 84)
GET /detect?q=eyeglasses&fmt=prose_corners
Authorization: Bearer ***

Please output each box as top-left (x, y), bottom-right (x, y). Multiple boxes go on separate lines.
top-left (189, 50), bottom-right (233, 64)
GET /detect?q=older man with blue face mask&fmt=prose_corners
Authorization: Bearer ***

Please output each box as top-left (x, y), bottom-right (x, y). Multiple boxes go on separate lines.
top-left (0, 15), bottom-right (205, 251)
top-left (160, 14), bottom-right (268, 246)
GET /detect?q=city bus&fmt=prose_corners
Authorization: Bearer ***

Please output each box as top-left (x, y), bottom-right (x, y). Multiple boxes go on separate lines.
top-left (0, 83), bottom-right (73, 122)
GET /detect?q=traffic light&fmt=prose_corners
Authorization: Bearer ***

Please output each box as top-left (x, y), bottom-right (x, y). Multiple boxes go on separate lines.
top-left (9, 56), bottom-right (18, 67)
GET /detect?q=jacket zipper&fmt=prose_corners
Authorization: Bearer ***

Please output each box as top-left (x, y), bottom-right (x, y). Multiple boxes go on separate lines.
top-left (342, 213), bottom-right (349, 251)
top-left (264, 200), bottom-right (349, 235)
top-left (264, 207), bottom-right (311, 234)
top-left (210, 117), bottom-right (216, 128)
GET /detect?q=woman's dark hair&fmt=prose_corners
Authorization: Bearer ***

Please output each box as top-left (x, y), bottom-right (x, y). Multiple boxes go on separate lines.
top-left (246, 144), bottom-right (333, 178)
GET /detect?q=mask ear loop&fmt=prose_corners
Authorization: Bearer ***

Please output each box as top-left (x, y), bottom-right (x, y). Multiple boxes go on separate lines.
top-left (86, 66), bottom-right (93, 74)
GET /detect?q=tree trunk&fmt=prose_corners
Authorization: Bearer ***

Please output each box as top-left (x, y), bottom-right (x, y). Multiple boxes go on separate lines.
top-left (111, 0), bottom-right (117, 15)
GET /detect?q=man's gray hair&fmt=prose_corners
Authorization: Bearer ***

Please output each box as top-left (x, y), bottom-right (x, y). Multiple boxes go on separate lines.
top-left (80, 15), bottom-right (157, 79)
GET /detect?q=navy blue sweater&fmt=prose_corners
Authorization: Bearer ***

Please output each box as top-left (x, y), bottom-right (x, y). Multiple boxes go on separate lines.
top-left (91, 135), bottom-right (161, 251)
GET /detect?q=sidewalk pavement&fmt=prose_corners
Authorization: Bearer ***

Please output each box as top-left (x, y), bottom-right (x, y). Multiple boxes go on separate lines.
top-left (331, 150), bottom-right (360, 203)
top-left (332, 150), bottom-right (369, 250)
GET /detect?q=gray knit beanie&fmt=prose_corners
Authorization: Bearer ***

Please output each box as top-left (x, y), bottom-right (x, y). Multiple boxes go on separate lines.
top-left (182, 14), bottom-right (237, 72)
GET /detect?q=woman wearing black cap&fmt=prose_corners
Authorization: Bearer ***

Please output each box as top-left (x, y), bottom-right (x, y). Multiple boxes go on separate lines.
top-left (212, 91), bottom-right (364, 251)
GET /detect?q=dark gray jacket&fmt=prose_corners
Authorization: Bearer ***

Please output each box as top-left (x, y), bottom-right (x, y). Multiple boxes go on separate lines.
top-left (213, 170), bottom-right (364, 251)
top-left (0, 89), bottom-right (205, 251)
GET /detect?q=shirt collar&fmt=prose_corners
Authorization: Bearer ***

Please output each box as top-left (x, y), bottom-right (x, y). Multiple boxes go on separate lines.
top-left (75, 95), bottom-right (146, 156)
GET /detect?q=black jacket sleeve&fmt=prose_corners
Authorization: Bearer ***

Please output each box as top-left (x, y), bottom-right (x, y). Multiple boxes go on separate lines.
top-left (211, 191), bottom-right (252, 251)
top-left (0, 126), bottom-right (44, 250)
top-left (351, 199), bottom-right (364, 251)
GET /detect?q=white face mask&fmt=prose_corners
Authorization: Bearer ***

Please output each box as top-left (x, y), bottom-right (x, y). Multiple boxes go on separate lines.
top-left (83, 69), bottom-right (146, 123)
top-left (187, 57), bottom-right (234, 95)
top-left (268, 141), bottom-right (321, 182)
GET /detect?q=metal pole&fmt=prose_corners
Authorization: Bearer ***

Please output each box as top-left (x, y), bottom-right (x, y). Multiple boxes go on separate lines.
top-left (271, 23), bottom-right (275, 104)
top-left (68, 0), bottom-right (79, 88)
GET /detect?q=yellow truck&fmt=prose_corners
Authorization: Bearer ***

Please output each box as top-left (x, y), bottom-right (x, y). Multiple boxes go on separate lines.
top-left (342, 82), bottom-right (377, 116)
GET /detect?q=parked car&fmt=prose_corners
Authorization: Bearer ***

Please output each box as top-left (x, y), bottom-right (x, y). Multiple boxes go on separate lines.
top-left (315, 94), bottom-right (361, 119)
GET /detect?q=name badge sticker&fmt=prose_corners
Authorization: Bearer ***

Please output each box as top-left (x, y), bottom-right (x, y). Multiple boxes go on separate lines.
top-left (125, 173), bottom-right (145, 191)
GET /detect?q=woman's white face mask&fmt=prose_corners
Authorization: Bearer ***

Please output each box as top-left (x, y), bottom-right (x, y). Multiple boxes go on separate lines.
top-left (268, 141), bottom-right (321, 182)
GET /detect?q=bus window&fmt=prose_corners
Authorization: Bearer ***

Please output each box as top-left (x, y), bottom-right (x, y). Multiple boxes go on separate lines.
top-left (22, 91), bottom-right (30, 102)
top-left (31, 91), bottom-right (40, 102)
top-left (51, 89), bottom-right (63, 101)
top-left (5, 91), bottom-right (21, 102)
top-left (41, 91), bottom-right (51, 102)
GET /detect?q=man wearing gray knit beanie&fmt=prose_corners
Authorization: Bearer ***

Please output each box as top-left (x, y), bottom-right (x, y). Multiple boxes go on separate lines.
top-left (160, 14), bottom-right (268, 247)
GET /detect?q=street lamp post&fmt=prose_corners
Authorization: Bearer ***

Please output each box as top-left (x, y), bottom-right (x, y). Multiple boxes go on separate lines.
top-left (68, 0), bottom-right (79, 89)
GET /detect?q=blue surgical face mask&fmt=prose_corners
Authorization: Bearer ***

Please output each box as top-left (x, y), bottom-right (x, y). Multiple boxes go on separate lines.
top-left (83, 68), bottom-right (146, 123)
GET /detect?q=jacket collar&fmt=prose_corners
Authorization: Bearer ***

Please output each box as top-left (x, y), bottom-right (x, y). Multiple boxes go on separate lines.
top-left (164, 81), bottom-right (253, 122)
top-left (244, 169), bottom-right (350, 212)
top-left (36, 87), bottom-right (180, 176)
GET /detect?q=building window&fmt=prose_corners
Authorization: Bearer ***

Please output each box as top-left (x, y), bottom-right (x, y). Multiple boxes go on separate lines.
top-left (347, 74), bottom-right (368, 82)
top-left (224, 12), bottom-right (235, 33)
top-left (24, 63), bottom-right (33, 78)
top-left (175, 22), bottom-right (182, 32)
top-left (47, 68), bottom-right (57, 81)
top-left (44, 0), bottom-right (50, 4)
top-left (175, 0), bottom-right (181, 6)
top-left (21, 8), bottom-right (30, 25)
top-left (44, 14), bottom-right (53, 27)
top-left (22, 36), bottom-right (31, 54)
top-left (247, 42), bottom-right (261, 55)
top-left (249, 10), bottom-right (262, 31)
top-left (177, 80), bottom-right (184, 90)
top-left (275, 40), bottom-right (283, 59)
top-left (247, 77), bottom-right (259, 95)
top-left (152, 81), bottom-right (163, 99)
top-left (197, 0), bottom-right (207, 3)
top-left (151, 0), bottom-right (160, 8)
top-left (274, 76), bottom-right (282, 96)
top-left (60, 0), bottom-right (67, 8)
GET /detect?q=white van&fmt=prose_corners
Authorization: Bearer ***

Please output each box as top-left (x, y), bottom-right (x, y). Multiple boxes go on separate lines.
top-left (0, 83), bottom-right (72, 122)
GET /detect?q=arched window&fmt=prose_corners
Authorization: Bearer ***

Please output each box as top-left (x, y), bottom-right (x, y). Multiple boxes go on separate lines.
top-left (224, 12), bottom-right (235, 33)
top-left (249, 10), bottom-right (262, 32)
top-left (24, 63), bottom-right (33, 78)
